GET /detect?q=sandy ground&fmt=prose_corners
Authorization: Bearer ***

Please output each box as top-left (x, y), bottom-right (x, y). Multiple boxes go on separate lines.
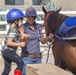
top-left (0, 54), bottom-right (54, 75)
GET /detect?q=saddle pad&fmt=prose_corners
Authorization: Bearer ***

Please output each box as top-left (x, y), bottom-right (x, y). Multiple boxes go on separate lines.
top-left (65, 17), bottom-right (76, 26)
top-left (56, 19), bottom-right (76, 37)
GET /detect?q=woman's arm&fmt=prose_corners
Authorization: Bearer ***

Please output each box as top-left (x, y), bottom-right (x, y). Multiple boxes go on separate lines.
top-left (39, 27), bottom-right (54, 44)
top-left (41, 33), bottom-right (54, 44)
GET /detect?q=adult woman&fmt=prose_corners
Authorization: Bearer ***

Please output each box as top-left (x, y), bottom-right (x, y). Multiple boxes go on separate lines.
top-left (21, 7), bottom-right (54, 75)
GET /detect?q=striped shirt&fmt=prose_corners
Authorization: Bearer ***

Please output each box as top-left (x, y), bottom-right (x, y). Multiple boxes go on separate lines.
top-left (4, 26), bottom-right (20, 51)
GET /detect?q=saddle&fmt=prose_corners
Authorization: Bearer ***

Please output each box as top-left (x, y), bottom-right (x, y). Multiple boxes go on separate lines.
top-left (55, 17), bottom-right (76, 40)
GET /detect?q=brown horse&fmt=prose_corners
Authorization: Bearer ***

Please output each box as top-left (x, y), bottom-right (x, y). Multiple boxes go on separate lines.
top-left (42, 6), bottom-right (76, 75)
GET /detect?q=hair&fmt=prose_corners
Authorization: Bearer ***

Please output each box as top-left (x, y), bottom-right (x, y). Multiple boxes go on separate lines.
top-left (10, 23), bottom-right (16, 28)
top-left (7, 18), bottom-right (23, 24)
top-left (7, 18), bottom-right (23, 29)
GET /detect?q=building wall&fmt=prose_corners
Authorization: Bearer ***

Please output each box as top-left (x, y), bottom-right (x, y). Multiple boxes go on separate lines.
top-left (51, 0), bottom-right (76, 11)
top-left (0, 0), bottom-right (76, 11)
top-left (0, 0), bottom-right (32, 11)
top-left (0, 0), bottom-right (5, 7)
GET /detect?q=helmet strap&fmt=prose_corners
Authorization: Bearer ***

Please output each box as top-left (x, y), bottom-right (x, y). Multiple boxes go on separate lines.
top-left (14, 20), bottom-right (18, 28)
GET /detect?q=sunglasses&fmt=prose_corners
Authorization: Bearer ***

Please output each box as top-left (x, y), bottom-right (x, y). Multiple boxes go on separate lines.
top-left (27, 16), bottom-right (36, 19)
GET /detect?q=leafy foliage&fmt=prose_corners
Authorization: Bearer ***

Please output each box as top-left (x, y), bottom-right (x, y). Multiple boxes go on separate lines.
top-left (45, 0), bottom-right (60, 11)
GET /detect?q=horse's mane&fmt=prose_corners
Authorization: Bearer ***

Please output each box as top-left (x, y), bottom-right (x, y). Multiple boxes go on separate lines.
top-left (47, 11), bottom-right (68, 34)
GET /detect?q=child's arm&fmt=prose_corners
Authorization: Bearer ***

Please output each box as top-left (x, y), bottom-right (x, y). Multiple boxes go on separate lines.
top-left (7, 27), bottom-right (26, 48)
top-left (18, 26), bottom-right (30, 41)
top-left (7, 38), bottom-right (25, 48)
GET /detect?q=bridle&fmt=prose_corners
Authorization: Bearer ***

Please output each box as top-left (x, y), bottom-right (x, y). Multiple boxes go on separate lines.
top-left (44, 11), bottom-right (54, 63)
top-left (44, 11), bottom-right (61, 63)
top-left (46, 39), bottom-right (54, 63)
top-left (44, 11), bottom-right (51, 24)
top-left (44, 10), bottom-right (68, 69)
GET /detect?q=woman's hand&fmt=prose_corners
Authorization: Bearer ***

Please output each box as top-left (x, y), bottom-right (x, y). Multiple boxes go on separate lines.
top-left (47, 33), bottom-right (54, 41)
top-left (21, 34), bottom-right (30, 39)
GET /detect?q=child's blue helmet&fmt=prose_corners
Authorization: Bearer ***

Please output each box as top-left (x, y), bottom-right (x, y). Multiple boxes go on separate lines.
top-left (6, 8), bottom-right (25, 22)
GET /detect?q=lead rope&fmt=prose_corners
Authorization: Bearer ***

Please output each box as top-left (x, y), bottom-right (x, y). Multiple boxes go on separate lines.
top-left (46, 40), bottom-right (54, 63)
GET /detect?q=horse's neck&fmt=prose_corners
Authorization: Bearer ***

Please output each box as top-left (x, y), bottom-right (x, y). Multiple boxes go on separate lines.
top-left (55, 14), bottom-right (68, 31)
top-left (57, 14), bottom-right (68, 27)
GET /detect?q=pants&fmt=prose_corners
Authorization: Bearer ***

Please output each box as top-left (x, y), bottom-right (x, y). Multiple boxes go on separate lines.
top-left (1, 49), bottom-right (24, 75)
top-left (21, 56), bottom-right (42, 75)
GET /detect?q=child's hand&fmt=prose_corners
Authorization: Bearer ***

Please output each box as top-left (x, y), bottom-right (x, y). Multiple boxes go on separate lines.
top-left (20, 34), bottom-right (30, 42)
top-left (19, 42), bottom-right (25, 48)
top-left (21, 34), bottom-right (30, 39)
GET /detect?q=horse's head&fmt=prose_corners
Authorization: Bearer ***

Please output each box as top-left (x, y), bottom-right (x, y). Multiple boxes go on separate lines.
top-left (42, 6), bottom-right (62, 36)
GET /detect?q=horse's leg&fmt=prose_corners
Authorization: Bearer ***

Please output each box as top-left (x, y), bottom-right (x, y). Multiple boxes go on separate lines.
top-left (62, 41), bottom-right (76, 75)
top-left (59, 59), bottom-right (66, 70)
top-left (52, 40), bottom-right (60, 66)
top-left (52, 39), bottom-right (66, 70)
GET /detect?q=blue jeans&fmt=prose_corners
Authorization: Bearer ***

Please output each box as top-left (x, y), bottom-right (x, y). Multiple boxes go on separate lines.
top-left (21, 56), bottom-right (42, 75)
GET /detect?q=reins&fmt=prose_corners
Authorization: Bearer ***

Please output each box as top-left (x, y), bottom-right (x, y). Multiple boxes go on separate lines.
top-left (46, 39), bottom-right (54, 63)
top-left (45, 11), bottom-right (68, 67)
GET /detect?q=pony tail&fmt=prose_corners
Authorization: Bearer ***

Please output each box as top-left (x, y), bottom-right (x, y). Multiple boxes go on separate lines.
top-left (11, 23), bottom-right (16, 28)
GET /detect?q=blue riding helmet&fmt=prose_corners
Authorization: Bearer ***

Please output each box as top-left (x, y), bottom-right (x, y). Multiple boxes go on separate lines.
top-left (25, 7), bottom-right (37, 17)
top-left (6, 8), bottom-right (25, 21)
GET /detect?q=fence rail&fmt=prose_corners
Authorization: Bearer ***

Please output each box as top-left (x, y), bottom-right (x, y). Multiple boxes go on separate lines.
top-left (0, 11), bottom-right (76, 55)
top-left (0, 11), bottom-right (76, 15)
top-left (0, 11), bottom-right (76, 34)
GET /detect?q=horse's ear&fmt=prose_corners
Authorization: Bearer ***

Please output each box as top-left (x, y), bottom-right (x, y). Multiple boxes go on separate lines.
top-left (56, 7), bottom-right (62, 13)
top-left (42, 6), bottom-right (47, 14)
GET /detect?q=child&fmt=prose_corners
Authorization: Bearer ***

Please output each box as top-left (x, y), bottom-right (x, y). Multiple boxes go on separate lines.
top-left (1, 8), bottom-right (29, 75)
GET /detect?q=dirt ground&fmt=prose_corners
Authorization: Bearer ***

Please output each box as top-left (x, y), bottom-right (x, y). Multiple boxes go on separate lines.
top-left (0, 59), bottom-right (16, 75)
top-left (0, 54), bottom-right (54, 75)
